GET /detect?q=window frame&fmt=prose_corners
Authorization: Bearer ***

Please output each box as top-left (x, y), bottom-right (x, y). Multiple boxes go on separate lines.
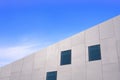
top-left (60, 49), bottom-right (71, 65)
top-left (46, 71), bottom-right (57, 80)
top-left (88, 44), bottom-right (101, 61)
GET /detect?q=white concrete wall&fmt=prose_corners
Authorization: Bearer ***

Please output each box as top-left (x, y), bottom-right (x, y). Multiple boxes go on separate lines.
top-left (0, 15), bottom-right (120, 80)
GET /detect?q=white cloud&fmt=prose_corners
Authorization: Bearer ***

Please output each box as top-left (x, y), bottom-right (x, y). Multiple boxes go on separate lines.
top-left (0, 35), bottom-right (54, 67)
top-left (0, 41), bottom-right (48, 67)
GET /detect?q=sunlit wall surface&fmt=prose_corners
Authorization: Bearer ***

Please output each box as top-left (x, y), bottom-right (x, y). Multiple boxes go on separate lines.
top-left (0, 15), bottom-right (120, 80)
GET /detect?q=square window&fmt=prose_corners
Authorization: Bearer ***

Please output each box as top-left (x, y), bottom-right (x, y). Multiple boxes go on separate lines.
top-left (46, 71), bottom-right (57, 80)
top-left (60, 50), bottom-right (71, 65)
top-left (88, 44), bottom-right (101, 61)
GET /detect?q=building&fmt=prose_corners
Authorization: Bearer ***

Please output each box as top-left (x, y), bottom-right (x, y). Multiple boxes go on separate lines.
top-left (0, 15), bottom-right (120, 80)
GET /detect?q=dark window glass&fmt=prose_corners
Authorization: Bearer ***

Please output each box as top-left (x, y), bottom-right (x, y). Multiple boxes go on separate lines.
top-left (60, 50), bottom-right (71, 65)
top-left (46, 71), bottom-right (57, 80)
top-left (88, 44), bottom-right (101, 61)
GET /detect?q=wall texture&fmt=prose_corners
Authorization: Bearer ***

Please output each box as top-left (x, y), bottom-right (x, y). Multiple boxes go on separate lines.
top-left (0, 15), bottom-right (120, 80)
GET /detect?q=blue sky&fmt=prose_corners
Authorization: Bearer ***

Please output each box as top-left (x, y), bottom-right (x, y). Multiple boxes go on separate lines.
top-left (0, 0), bottom-right (120, 66)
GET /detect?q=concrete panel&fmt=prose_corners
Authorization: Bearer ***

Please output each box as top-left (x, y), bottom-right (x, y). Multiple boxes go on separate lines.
top-left (11, 59), bottom-right (23, 73)
top-left (72, 44), bottom-right (86, 65)
top-left (72, 64), bottom-right (86, 80)
top-left (103, 63), bottom-right (119, 73)
top-left (57, 68), bottom-right (72, 80)
top-left (0, 67), bottom-right (1, 78)
top-left (58, 64), bottom-right (72, 72)
top-left (57, 51), bottom-right (61, 67)
top-left (117, 15), bottom-right (120, 20)
top-left (116, 40), bottom-right (120, 57)
top-left (57, 72), bottom-right (72, 80)
top-left (46, 44), bottom-right (59, 71)
top-left (0, 67), bottom-right (3, 78)
top-left (101, 38), bottom-right (118, 64)
top-left (20, 74), bottom-right (32, 80)
top-left (103, 63), bottom-right (120, 80)
top-left (10, 72), bottom-right (20, 80)
top-left (58, 65), bottom-right (72, 80)
top-left (33, 48), bottom-right (47, 70)
top-left (0, 77), bottom-right (9, 80)
top-left (85, 26), bottom-right (100, 44)
top-left (113, 17), bottom-right (120, 40)
top-left (71, 32), bottom-right (85, 46)
top-left (118, 57), bottom-right (120, 71)
top-left (87, 61), bottom-right (102, 80)
top-left (0, 64), bottom-right (12, 78)
top-left (58, 37), bottom-right (72, 51)
top-left (99, 19), bottom-right (115, 39)
top-left (32, 69), bottom-right (45, 80)
top-left (21, 54), bottom-right (34, 75)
